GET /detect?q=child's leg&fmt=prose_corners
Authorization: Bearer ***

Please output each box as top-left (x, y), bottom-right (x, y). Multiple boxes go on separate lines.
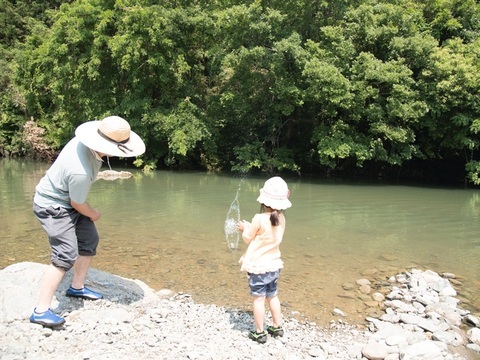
top-left (266, 295), bottom-right (282, 328)
top-left (252, 295), bottom-right (266, 332)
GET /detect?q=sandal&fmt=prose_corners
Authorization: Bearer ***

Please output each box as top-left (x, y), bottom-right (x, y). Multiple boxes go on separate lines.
top-left (266, 325), bottom-right (284, 337)
top-left (66, 286), bottom-right (103, 300)
top-left (249, 330), bottom-right (267, 343)
top-left (29, 308), bottom-right (65, 328)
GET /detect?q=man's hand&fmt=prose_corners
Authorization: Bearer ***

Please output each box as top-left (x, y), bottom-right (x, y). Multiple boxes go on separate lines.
top-left (71, 200), bottom-right (101, 222)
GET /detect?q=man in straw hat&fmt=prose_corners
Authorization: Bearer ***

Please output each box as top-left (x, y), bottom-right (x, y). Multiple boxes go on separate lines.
top-left (30, 116), bottom-right (145, 327)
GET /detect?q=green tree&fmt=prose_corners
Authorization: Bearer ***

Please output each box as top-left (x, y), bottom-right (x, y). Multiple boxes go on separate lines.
top-left (418, 38), bottom-right (480, 184)
top-left (5, 0), bottom-right (480, 184)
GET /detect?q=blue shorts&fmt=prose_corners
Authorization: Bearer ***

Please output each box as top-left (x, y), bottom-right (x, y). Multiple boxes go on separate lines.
top-left (33, 203), bottom-right (99, 271)
top-left (247, 270), bottom-right (280, 298)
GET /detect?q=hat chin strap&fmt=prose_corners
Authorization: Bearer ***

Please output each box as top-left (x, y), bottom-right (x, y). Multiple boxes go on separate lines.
top-left (97, 129), bottom-right (133, 154)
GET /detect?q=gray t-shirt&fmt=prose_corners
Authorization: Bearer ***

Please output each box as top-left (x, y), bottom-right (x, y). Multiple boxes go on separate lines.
top-left (34, 137), bottom-right (102, 209)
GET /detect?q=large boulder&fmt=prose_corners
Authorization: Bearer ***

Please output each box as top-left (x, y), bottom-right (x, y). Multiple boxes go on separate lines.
top-left (0, 262), bottom-right (156, 323)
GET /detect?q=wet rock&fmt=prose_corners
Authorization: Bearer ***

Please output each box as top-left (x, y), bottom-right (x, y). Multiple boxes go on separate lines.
top-left (359, 284), bottom-right (372, 294)
top-left (356, 279), bottom-right (372, 286)
top-left (342, 282), bottom-right (356, 291)
top-left (464, 314), bottom-right (480, 327)
top-left (442, 273), bottom-right (456, 279)
top-left (96, 170), bottom-right (133, 180)
top-left (372, 292), bottom-right (386, 302)
top-left (332, 308), bottom-right (346, 317)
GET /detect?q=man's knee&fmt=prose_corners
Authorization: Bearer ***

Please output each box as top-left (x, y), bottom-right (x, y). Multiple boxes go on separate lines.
top-left (51, 256), bottom-right (76, 272)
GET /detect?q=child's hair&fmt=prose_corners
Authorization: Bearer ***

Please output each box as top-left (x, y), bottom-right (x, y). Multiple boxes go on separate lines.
top-left (260, 204), bottom-right (281, 226)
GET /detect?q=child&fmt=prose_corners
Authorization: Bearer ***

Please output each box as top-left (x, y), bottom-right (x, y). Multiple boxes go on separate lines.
top-left (237, 176), bottom-right (292, 343)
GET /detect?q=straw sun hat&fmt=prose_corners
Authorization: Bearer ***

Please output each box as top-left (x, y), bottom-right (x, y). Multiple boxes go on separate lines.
top-left (75, 116), bottom-right (145, 157)
top-left (257, 176), bottom-right (292, 210)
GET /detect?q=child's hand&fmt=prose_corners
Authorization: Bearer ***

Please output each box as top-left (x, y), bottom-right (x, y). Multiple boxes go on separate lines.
top-left (237, 220), bottom-right (245, 232)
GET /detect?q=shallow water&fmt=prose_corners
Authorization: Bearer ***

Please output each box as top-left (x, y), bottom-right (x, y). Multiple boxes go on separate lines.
top-left (1, 159), bottom-right (479, 326)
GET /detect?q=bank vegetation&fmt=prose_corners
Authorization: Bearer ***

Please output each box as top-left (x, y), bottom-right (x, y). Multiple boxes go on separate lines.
top-left (1, 0), bottom-right (479, 185)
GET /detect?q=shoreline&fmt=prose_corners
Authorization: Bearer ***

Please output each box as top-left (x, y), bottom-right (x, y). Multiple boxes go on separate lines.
top-left (1, 262), bottom-right (479, 359)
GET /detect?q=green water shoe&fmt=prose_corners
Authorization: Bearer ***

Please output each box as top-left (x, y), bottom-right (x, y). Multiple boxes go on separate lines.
top-left (249, 330), bottom-right (267, 343)
top-left (266, 325), bottom-right (284, 337)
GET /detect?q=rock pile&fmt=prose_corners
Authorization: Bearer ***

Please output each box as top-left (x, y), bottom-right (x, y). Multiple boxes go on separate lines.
top-left (0, 263), bottom-right (479, 360)
top-left (360, 268), bottom-right (480, 359)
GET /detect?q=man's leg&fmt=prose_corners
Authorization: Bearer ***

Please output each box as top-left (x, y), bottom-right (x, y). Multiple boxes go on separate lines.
top-left (66, 255), bottom-right (103, 300)
top-left (71, 255), bottom-right (93, 289)
top-left (36, 264), bottom-right (66, 313)
top-left (66, 213), bottom-right (102, 299)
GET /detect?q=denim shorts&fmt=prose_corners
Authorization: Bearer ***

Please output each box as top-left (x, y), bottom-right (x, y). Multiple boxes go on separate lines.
top-left (33, 203), bottom-right (99, 271)
top-left (247, 270), bottom-right (280, 298)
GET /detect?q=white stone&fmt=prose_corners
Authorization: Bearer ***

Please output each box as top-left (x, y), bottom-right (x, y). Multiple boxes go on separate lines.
top-left (361, 341), bottom-right (389, 360)
top-left (424, 269), bottom-right (440, 278)
top-left (416, 318), bottom-right (439, 333)
top-left (468, 327), bottom-right (480, 346)
top-left (385, 354), bottom-right (400, 360)
top-left (412, 302), bottom-right (425, 314)
top-left (346, 343), bottom-right (364, 359)
top-left (464, 314), bottom-right (480, 327)
top-left (308, 348), bottom-right (326, 358)
top-left (415, 292), bottom-right (439, 306)
top-left (400, 313), bottom-right (420, 325)
top-left (409, 275), bottom-right (428, 290)
top-left (466, 343), bottom-right (480, 353)
top-left (432, 330), bottom-right (456, 345)
top-left (441, 296), bottom-right (459, 309)
top-left (332, 308), bottom-right (346, 317)
top-left (385, 335), bottom-right (407, 346)
top-left (386, 291), bottom-right (403, 300)
top-left (439, 286), bottom-right (457, 297)
top-left (384, 300), bottom-right (416, 313)
top-left (400, 340), bottom-right (443, 360)
top-left (380, 313), bottom-right (400, 323)
top-left (431, 278), bottom-right (451, 293)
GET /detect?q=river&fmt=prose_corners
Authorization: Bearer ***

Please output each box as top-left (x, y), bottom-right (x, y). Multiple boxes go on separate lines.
top-left (1, 158), bottom-right (479, 326)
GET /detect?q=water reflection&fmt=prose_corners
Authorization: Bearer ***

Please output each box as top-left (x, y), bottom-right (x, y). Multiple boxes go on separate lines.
top-left (0, 159), bottom-right (479, 326)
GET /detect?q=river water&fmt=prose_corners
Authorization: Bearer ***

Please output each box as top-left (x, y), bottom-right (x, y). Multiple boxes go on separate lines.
top-left (1, 159), bottom-right (479, 326)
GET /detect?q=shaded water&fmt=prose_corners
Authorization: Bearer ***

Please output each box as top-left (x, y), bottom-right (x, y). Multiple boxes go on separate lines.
top-left (1, 159), bottom-right (479, 326)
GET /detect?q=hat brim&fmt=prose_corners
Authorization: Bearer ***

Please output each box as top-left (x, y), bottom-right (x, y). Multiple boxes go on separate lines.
top-left (75, 121), bottom-right (146, 157)
top-left (257, 194), bottom-right (292, 210)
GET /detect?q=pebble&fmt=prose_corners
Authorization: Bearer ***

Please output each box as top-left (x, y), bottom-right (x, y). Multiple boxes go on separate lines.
top-left (0, 263), bottom-right (479, 359)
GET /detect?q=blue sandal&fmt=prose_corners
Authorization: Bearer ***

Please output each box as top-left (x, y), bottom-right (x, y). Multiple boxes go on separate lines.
top-left (66, 286), bottom-right (103, 300)
top-left (29, 308), bottom-right (65, 328)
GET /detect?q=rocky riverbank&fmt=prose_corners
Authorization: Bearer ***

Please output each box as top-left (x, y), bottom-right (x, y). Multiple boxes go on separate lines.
top-left (0, 262), bottom-right (479, 359)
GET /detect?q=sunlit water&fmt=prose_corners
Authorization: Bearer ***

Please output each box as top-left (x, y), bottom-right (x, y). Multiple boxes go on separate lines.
top-left (1, 159), bottom-right (479, 326)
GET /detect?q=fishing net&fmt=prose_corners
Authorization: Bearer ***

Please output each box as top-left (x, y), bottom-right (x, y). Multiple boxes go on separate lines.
top-left (224, 180), bottom-right (243, 250)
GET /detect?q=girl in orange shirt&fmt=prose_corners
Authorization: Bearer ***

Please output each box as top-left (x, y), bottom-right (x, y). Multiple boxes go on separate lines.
top-left (237, 177), bottom-right (292, 343)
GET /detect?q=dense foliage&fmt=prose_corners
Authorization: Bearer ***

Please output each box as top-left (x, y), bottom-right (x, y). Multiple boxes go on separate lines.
top-left (1, 0), bottom-right (479, 184)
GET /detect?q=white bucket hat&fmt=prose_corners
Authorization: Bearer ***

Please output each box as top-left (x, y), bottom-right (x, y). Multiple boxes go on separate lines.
top-left (256, 176), bottom-right (292, 210)
top-left (75, 116), bottom-right (146, 157)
